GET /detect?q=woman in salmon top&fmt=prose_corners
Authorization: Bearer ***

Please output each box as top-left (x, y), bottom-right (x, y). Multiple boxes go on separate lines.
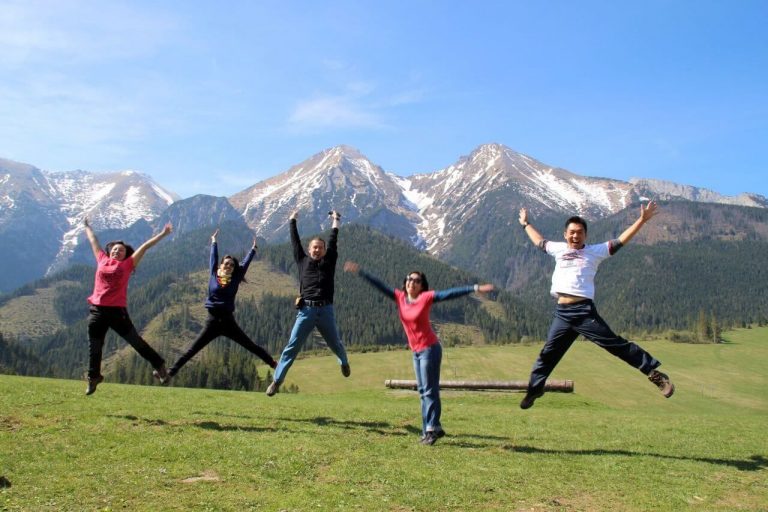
top-left (344, 260), bottom-right (493, 445)
top-left (83, 218), bottom-right (173, 395)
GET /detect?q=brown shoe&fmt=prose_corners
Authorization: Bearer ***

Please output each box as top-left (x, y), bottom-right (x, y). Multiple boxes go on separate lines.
top-left (648, 369), bottom-right (675, 398)
top-left (85, 375), bottom-right (104, 396)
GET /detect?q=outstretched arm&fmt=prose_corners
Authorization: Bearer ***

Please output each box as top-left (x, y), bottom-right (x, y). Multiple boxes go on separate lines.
top-left (434, 283), bottom-right (494, 302)
top-left (344, 261), bottom-right (396, 300)
top-left (289, 211), bottom-right (305, 262)
top-left (209, 229), bottom-right (219, 274)
top-left (131, 223), bottom-right (173, 268)
top-left (83, 218), bottom-right (102, 260)
top-left (327, 210), bottom-right (341, 255)
top-left (519, 208), bottom-right (546, 248)
top-left (241, 235), bottom-right (258, 272)
top-left (330, 210), bottom-right (341, 230)
top-left (618, 200), bottom-right (659, 246)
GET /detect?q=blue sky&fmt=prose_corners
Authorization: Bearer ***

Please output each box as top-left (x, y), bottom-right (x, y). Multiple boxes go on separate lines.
top-left (1, 0), bottom-right (766, 199)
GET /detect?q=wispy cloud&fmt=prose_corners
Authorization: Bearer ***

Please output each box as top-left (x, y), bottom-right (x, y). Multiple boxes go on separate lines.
top-left (288, 94), bottom-right (384, 130)
top-left (0, 1), bottom-right (177, 66)
top-left (287, 79), bottom-right (425, 132)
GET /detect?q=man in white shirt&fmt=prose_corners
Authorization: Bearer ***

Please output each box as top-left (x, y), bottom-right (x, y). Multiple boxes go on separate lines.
top-left (518, 200), bottom-right (674, 409)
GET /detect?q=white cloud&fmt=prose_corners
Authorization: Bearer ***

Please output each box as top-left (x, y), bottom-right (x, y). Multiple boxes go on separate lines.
top-left (287, 95), bottom-right (384, 130)
top-left (286, 79), bottom-right (425, 131)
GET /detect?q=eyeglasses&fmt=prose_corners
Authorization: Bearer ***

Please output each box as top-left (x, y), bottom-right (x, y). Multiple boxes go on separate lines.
top-left (406, 276), bottom-right (422, 283)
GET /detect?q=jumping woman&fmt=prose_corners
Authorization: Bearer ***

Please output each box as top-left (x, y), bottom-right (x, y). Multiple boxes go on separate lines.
top-left (83, 218), bottom-right (173, 395)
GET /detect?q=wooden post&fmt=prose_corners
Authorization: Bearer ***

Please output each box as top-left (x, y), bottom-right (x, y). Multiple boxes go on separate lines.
top-left (384, 379), bottom-right (574, 392)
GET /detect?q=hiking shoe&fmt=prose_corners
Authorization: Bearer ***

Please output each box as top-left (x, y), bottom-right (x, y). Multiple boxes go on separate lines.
top-left (341, 363), bottom-right (351, 378)
top-left (153, 366), bottom-right (170, 385)
top-left (520, 389), bottom-right (544, 410)
top-left (421, 431), bottom-right (439, 446)
top-left (85, 375), bottom-right (104, 396)
top-left (420, 428), bottom-right (446, 442)
top-left (266, 381), bottom-right (280, 397)
top-left (648, 369), bottom-right (675, 398)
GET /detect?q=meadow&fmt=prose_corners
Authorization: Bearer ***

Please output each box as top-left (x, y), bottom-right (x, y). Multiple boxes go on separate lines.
top-left (1, 328), bottom-right (766, 511)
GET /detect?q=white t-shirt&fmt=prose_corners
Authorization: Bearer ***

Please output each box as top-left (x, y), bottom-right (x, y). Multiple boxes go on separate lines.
top-left (545, 241), bottom-right (611, 300)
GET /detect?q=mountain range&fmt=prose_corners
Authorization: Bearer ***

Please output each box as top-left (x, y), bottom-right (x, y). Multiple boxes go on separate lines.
top-left (1, 144), bottom-right (767, 293)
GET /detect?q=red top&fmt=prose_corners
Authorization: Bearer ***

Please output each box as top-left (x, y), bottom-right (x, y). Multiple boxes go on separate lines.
top-left (394, 289), bottom-right (438, 352)
top-left (87, 251), bottom-right (135, 307)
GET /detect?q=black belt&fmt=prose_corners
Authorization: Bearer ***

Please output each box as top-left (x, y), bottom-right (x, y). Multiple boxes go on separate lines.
top-left (304, 299), bottom-right (329, 307)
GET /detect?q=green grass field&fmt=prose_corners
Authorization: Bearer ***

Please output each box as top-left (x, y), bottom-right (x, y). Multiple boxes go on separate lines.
top-left (1, 328), bottom-right (766, 511)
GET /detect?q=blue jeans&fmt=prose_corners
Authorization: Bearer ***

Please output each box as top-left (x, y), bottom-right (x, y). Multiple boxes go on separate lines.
top-left (273, 304), bottom-right (348, 384)
top-left (528, 300), bottom-right (660, 394)
top-left (413, 342), bottom-right (442, 435)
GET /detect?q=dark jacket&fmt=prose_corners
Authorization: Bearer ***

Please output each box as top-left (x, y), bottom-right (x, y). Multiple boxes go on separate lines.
top-left (204, 242), bottom-right (255, 312)
top-left (291, 219), bottom-right (338, 303)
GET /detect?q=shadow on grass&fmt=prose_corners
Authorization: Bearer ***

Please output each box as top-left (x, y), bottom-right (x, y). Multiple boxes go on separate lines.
top-left (108, 414), bottom-right (278, 433)
top-left (507, 445), bottom-right (768, 471)
top-left (276, 415), bottom-right (421, 437)
top-left (108, 414), bottom-right (168, 426)
top-left (276, 416), bottom-right (515, 444)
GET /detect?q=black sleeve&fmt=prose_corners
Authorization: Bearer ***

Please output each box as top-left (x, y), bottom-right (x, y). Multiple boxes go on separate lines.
top-left (290, 219), bottom-right (305, 263)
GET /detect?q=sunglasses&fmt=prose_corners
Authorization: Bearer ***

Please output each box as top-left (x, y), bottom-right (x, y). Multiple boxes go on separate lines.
top-left (406, 276), bottom-right (422, 283)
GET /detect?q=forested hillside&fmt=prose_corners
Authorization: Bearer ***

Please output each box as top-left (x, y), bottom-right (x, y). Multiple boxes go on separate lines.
top-left (1, 223), bottom-right (536, 390)
top-left (2, 213), bottom-right (767, 391)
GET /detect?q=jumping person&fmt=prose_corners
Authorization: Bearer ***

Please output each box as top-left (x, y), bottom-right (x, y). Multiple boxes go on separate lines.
top-left (344, 261), bottom-right (494, 445)
top-left (266, 210), bottom-right (350, 396)
top-left (165, 229), bottom-right (277, 383)
top-left (518, 200), bottom-right (674, 409)
top-left (83, 218), bottom-right (173, 395)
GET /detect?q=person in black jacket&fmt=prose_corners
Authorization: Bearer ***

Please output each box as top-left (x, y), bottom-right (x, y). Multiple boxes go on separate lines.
top-left (266, 210), bottom-right (350, 396)
top-left (165, 229), bottom-right (276, 382)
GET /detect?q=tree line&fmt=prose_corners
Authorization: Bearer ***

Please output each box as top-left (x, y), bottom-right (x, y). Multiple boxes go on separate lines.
top-left (2, 220), bottom-right (766, 390)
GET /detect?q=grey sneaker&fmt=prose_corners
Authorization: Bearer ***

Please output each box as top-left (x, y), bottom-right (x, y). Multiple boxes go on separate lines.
top-left (266, 381), bottom-right (280, 397)
top-left (85, 375), bottom-right (104, 396)
top-left (421, 431), bottom-right (439, 446)
top-left (648, 369), bottom-right (675, 398)
top-left (341, 363), bottom-right (351, 378)
top-left (520, 389), bottom-right (544, 410)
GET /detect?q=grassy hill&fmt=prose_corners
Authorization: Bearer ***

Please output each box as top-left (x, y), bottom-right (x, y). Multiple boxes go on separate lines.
top-left (1, 327), bottom-right (766, 511)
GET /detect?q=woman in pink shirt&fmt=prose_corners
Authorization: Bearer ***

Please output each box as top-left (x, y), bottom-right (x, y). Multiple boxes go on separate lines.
top-left (83, 218), bottom-right (173, 395)
top-left (345, 261), bottom-right (493, 446)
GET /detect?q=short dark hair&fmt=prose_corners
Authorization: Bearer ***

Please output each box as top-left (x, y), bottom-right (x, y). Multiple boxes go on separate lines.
top-left (564, 216), bottom-right (588, 234)
top-left (402, 271), bottom-right (429, 292)
top-left (105, 241), bottom-right (135, 258)
top-left (309, 237), bottom-right (326, 248)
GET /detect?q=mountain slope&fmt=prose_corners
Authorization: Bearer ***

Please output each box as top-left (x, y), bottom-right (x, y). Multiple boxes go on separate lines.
top-left (3, 145), bottom-right (768, 294)
top-left (0, 158), bottom-right (177, 291)
top-left (229, 145), bottom-right (422, 244)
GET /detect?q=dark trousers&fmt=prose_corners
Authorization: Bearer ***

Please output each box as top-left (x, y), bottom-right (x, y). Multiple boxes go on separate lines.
top-left (528, 300), bottom-right (660, 393)
top-left (169, 309), bottom-right (275, 375)
top-left (87, 305), bottom-right (165, 379)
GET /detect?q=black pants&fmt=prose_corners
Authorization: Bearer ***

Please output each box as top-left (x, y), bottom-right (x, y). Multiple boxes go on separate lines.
top-left (87, 305), bottom-right (165, 379)
top-left (528, 300), bottom-right (661, 394)
top-left (169, 309), bottom-right (275, 375)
